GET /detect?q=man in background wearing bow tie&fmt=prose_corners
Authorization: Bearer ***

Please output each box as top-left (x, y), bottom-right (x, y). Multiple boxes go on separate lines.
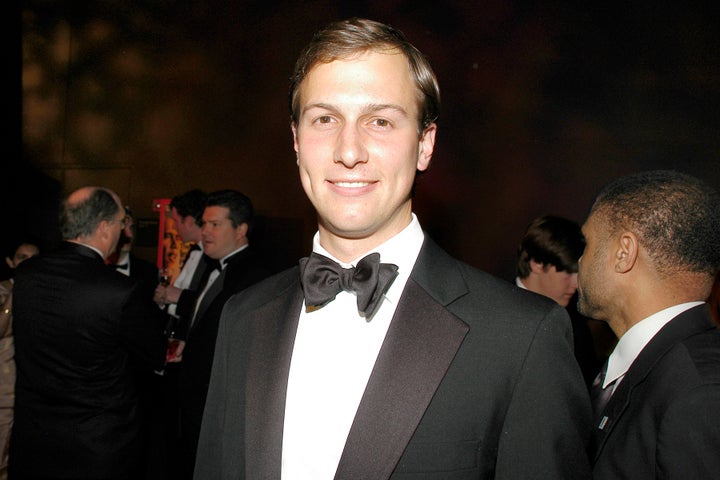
top-left (154, 189), bottom-right (209, 326)
top-left (110, 206), bottom-right (161, 300)
top-left (195, 18), bottom-right (592, 479)
top-left (174, 189), bottom-right (270, 479)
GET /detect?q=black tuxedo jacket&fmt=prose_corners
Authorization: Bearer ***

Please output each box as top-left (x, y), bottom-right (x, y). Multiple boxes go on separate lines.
top-left (10, 242), bottom-right (167, 479)
top-left (126, 254), bottom-right (161, 300)
top-left (195, 236), bottom-right (592, 479)
top-left (178, 247), bottom-right (270, 450)
top-left (591, 304), bottom-right (720, 479)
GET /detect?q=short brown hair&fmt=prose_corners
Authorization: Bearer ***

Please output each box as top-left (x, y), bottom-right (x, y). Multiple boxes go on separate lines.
top-left (289, 18), bottom-right (440, 132)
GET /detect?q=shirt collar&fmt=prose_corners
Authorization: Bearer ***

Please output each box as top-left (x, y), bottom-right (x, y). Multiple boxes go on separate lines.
top-left (605, 301), bottom-right (705, 387)
top-left (218, 244), bottom-right (248, 269)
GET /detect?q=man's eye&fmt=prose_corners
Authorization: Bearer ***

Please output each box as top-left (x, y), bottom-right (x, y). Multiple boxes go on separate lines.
top-left (317, 116), bottom-right (333, 124)
top-left (372, 118), bottom-right (390, 127)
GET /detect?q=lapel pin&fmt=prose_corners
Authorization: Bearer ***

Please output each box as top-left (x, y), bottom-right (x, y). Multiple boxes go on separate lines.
top-left (598, 416), bottom-right (609, 430)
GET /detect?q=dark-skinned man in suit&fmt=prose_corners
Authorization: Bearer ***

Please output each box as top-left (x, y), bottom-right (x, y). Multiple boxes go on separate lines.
top-left (578, 170), bottom-right (720, 479)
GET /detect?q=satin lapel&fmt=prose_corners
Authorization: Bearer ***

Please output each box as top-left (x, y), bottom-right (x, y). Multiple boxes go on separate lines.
top-left (192, 268), bottom-right (225, 324)
top-left (188, 255), bottom-right (209, 291)
top-left (335, 278), bottom-right (469, 479)
top-left (590, 304), bottom-right (714, 462)
top-left (245, 278), bottom-right (304, 479)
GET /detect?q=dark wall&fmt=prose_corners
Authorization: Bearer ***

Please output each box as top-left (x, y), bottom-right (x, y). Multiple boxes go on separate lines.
top-left (17, 0), bottom-right (720, 279)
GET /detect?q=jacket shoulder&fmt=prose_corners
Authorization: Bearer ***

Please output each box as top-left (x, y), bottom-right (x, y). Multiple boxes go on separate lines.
top-left (225, 265), bottom-right (300, 313)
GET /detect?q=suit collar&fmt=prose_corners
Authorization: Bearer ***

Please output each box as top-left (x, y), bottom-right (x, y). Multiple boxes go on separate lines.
top-left (590, 303), bottom-right (715, 460)
top-left (61, 241), bottom-right (105, 263)
top-left (410, 235), bottom-right (469, 306)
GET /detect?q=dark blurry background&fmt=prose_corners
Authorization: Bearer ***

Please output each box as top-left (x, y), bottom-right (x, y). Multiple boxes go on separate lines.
top-left (5, 0), bottom-right (719, 281)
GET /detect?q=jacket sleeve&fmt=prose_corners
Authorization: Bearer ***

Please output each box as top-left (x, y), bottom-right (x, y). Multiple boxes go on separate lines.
top-left (120, 282), bottom-right (168, 373)
top-left (495, 304), bottom-right (593, 479)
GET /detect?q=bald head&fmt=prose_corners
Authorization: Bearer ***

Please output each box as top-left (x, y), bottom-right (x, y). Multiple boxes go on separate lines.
top-left (60, 186), bottom-right (126, 258)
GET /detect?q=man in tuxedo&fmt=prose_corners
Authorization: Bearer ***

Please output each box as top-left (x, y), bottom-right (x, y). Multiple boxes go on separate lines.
top-left (154, 189), bottom-right (208, 325)
top-left (10, 186), bottom-right (167, 479)
top-left (151, 189), bottom-right (208, 478)
top-left (195, 18), bottom-right (591, 479)
top-left (176, 189), bottom-right (269, 478)
top-left (111, 206), bottom-right (160, 298)
top-left (578, 170), bottom-right (720, 479)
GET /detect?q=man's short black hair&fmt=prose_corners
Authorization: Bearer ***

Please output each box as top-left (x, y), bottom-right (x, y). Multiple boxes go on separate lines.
top-left (170, 189), bottom-right (207, 227)
top-left (206, 190), bottom-right (254, 233)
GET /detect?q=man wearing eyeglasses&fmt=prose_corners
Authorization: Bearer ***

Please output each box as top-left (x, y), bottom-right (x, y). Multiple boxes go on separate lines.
top-left (10, 186), bottom-right (167, 480)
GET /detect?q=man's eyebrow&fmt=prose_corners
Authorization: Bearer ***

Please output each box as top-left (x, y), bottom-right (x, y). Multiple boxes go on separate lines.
top-left (302, 102), bottom-right (409, 116)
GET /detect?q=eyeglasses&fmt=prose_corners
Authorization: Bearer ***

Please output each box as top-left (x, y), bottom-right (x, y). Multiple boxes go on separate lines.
top-left (112, 215), bottom-right (130, 228)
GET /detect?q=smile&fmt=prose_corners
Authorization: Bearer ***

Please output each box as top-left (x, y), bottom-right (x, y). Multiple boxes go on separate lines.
top-left (333, 181), bottom-right (372, 188)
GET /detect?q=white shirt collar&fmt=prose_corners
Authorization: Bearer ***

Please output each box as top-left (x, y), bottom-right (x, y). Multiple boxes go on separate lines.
top-left (515, 277), bottom-right (527, 289)
top-left (605, 301), bottom-right (705, 388)
top-left (218, 244), bottom-right (248, 269)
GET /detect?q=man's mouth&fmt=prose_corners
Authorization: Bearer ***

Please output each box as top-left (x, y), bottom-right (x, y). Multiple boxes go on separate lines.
top-left (333, 181), bottom-right (371, 188)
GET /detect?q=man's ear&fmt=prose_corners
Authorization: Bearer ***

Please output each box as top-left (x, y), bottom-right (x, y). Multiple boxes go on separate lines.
top-left (5, 257), bottom-right (13, 269)
top-left (615, 231), bottom-right (638, 273)
top-left (529, 259), bottom-right (546, 274)
top-left (291, 123), bottom-right (300, 162)
top-left (416, 123), bottom-right (437, 172)
top-left (235, 223), bottom-right (249, 241)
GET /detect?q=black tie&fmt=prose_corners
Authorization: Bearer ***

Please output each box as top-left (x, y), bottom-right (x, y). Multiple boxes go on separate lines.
top-left (202, 254), bottom-right (221, 273)
top-left (299, 252), bottom-right (399, 319)
top-left (590, 362), bottom-right (616, 417)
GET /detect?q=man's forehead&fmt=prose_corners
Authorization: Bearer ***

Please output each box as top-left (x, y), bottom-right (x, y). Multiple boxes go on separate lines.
top-left (203, 206), bottom-right (231, 220)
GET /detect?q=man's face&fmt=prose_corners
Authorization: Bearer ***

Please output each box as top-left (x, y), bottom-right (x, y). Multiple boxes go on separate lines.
top-left (119, 216), bottom-right (135, 253)
top-left (6, 243), bottom-right (40, 269)
top-left (170, 206), bottom-right (196, 243)
top-left (532, 264), bottom-right (578, 307)
top-left (107, 208), bottom-right (127, 257)
top-left (292, 50), bottom-right (436, 253)
top-left (201, 206), bottom-right (245, 260)
top-left (577, 213), bottom-right (613, 320)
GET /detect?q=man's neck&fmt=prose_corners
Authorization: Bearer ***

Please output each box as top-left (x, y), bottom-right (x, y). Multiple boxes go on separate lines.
top-left (69, 239), bottom-right (106, 260)
top-left (318, 216), bottom-right (414, 263)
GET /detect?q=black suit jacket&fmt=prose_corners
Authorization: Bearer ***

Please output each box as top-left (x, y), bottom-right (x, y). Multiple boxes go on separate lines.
top-left (195, 236), bottom-right (592, 479)
top-left (177, 247), bottom-right (270, 458)
top-left (591, 304), bottom-right (720, 479)
top-left (10, 242), bottom-right (167, 479)
top-left (126, 254), bottom-right (161, 300)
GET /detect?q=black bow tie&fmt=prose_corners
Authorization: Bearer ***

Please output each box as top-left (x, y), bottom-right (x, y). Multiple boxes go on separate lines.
top-left (299, 252), bottom-right (399, 319)
top-left (202, 255), bottom-right (221, 272)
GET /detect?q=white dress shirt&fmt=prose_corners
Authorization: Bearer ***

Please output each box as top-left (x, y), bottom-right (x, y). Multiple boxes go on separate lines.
top-left (167, 242), bottom-right (203, 317)
top-left (603, 301), bottom-right (705, 392)
top-left (281, 215), bottom-right (425, 480)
